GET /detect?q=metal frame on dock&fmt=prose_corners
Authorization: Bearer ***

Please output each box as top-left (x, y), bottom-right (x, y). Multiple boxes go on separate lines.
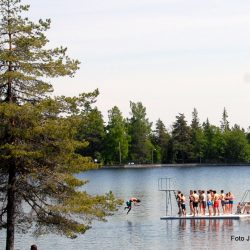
top-left (240, 190), bottom-right (250, 204)
top-left (158, 178), bottom-right (178, 216)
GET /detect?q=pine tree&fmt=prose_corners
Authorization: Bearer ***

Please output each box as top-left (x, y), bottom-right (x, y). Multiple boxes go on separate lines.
top-left (0, 0), bottom-right (79, 103)
top-left (171, 113), bottom-right (192, 163)
top-left (190, 108), bottom-right (205, 163)
top-left (223, 126), bottom-right (250, 163)
top-left (203, 121), bottom-right (225, 163)
top-left (0, 1), bottom-right (121, 249)
top-left (128, 101), bottom-right (153, 163)
top-left (104, 106), bottom-right (129, 164)
top-left (76, 107), bottom-right (105, 162)
top-left (154, 119), bottom-right (170, 163)
top-left (191, 108), bottom-right (200, 130)
top-left (220, 107), bottom-right (230, 132)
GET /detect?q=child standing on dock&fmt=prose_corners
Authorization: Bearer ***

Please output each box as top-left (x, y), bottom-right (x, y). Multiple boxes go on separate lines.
top-left (228, 192), bottom-right (235, 214)
top-left (189, 190), bottom-right (194, 215)
top-left (180, 194), bottom-right (186, 216)
top-left (201, 190), bottom-right (206, 215)
top-left (207, 190), bottom-right (213, 216)
top-left (198, 190), bottom-right (203, 215)
top-left (224, 193), bottom-right (230, 214)
top-left (213, 190), bottom-right (220, 216)
top-left (220, 190), bottom-right (226, 214)
top-left (193, 190), bottom-right (199, 216)
top-left (176, 191), bottom-right (182, 215)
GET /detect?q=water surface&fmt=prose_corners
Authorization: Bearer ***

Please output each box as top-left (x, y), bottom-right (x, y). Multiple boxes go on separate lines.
top-left (1, 166), bottom-right (250, 250)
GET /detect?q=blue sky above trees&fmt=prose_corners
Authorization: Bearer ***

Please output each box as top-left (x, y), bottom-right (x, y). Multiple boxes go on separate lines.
top-left (26, 0), bottom-right (250, 129)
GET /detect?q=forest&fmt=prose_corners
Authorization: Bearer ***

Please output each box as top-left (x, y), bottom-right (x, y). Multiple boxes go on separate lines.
top-left (81, 103), bottom-right (250, 165)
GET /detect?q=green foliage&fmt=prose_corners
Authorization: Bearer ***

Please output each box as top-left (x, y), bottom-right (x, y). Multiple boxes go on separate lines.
top-left (191, 108), bottom-right (200, 130)
top-left (171, 113), bottom-right (192, 163)
top-left (0, 100), bottom-right (122, 239)
top-left (76, 107), bottom-right (105, 162)
top-left (223, 126), bottom-right (250, 163)
top-left (203, 122), bottom-right (225, 163)
top-left (190, 128), bottom-right (206, 163)
top-left (103, 106), bottom-right (129, 164)
top-left (190, 109), bottom-right (206, 163)
top-left (220, 107), bottom-right (230, 132)
top-left (0, 1), bottom-right (121, 249)
top-left (128, 101), bottom-right (153, 163)
top-left (0, 0), bottom-right (80, 103)
top-left (75, 104), bottom-right (250, 165)
top-left (153, 119), bottom-right (170, 163)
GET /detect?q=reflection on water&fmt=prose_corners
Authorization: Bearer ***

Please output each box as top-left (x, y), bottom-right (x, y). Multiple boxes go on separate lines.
top-left (164, 219), bottom-right (248, 250)
top-left (188, 219), bottom-right (234, 232)
top-left (177, 219), bottom-right (234, 233)
top-left (0, 166), bottom-right (250, 250)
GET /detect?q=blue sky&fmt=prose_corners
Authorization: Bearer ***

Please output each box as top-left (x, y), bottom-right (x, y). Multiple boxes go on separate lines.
top-left (25, 0), bottom-right (250, 129)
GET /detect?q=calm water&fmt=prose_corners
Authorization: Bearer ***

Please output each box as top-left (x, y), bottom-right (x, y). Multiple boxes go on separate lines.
top-left (1, 166), bottom-right (250, 250)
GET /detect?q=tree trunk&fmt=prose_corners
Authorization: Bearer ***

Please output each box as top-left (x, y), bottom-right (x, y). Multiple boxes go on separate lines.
top-left (6, 6), bottom-right (15, 249)
top-left (6, 165), bottom-right (16, 250)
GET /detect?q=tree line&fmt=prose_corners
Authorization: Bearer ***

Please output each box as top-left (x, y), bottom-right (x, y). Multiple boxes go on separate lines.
top-left (81, 104), bottom-right (250, 165)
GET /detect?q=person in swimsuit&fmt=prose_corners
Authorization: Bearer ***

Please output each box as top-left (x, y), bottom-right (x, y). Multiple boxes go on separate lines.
top-left (124, 200), bottom-right (132, 214)
top-left (201, 190), bottom-right (206, 215)
top-left (242, 202), bottom-right (250, 214)
top-left (207, 190), bottom-right (213, 216)
top-left (198, 190), bottom-right (202, 214)
top-left (228, 192), bottom-right (234, 214)
top-left (176, 191), bottom-right (182, 215)
top-left (180, 193), bottom-right (186, 216)
top-left (193, 190), bottom-right (199, 216)
top-left (236, 202), bottom-right (243, 214)
top-left (124, 197), bottom-right (141, 214)
top-left (224, 193), bottom-right (229, 214)
top-left (189, 190), bottom-right (194, 215)
top-left (130, 197), bottom-right (141, 203)
top-left (220, 190), bottom-right (226, 214)
top-left (213, 190), bottom-right (220, 216)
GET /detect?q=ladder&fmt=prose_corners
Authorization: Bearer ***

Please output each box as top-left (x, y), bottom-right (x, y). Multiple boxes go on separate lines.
top-left (240, 190), bottom-right (250, 205)
top-left (158, 177), bottom-right (178, 216)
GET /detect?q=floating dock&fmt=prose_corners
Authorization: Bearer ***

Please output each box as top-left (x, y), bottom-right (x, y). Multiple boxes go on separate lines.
top-left (158, 179), bottom-right (250, 221)
top-left (161, 214), bottom-right (250, 220)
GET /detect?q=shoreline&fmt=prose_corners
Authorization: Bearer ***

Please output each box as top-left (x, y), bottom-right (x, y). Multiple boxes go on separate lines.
top-left (102, 163), bottom-right (250, 169)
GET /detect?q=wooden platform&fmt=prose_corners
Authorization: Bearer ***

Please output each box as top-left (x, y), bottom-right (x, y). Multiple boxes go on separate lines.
top-left (160, 214), bottom-right (250, 220)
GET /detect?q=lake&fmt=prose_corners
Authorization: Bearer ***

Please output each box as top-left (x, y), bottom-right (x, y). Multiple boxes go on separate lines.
top-left (1, 165), bottom-right (250, 250)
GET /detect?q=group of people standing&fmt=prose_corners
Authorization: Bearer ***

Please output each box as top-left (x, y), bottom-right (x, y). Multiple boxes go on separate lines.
top-left (176, 190), bottom-right (235, 217)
